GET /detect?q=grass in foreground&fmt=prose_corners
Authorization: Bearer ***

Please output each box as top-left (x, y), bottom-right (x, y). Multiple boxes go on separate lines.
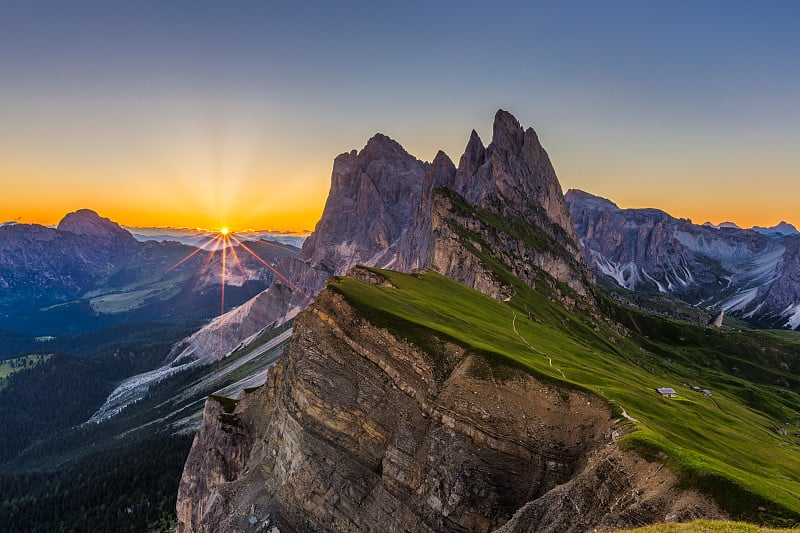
top-left (331, 268), bottom-right (800, 524)
top-left (623, 518), bottom-right (800, 532)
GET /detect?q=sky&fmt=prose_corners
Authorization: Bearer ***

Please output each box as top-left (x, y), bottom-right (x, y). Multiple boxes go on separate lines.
top-left (1, 1), bottom-right (799, 231)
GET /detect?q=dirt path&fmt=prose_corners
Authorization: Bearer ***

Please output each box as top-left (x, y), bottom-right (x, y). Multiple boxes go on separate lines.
top-left (511, 310), bottom-right (566, 379)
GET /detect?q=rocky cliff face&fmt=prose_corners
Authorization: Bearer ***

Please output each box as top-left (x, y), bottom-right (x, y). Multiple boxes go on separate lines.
top-left (566, 189), bottom-right (800, 329)
top-left (301, 134), bottom-right (428, 275)
top-left (176, 270), bottom-right (721, 532)
top-left (181, 109), bottom-right (593, 363)
top-left (395, 111), bottom-right (592, 300)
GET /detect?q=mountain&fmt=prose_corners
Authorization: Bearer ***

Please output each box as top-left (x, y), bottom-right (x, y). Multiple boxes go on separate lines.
top-left (174, 111), bottom-right (800, 531)
top-left (173, 110), bottom-right (592, 365)
top-left (88, 109), bottom-right (594, 436)
top-left (0, 211), bottom-right (134, 305)
top-left (175, 111), bottom-right (651, 532)
top-left (752, 221), bottom-right (800, 238)
top-left (566, 189), bottom-right (800, 329)
top-left (0, 210), bottom-right (299, 338)
top-left (58, 208), bottom-right (140, 244)
top-left (177, 269), bottom-right (726, 532)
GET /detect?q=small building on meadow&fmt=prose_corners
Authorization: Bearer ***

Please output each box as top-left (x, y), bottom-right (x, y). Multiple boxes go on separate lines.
top-left (656, 387), bottom-right (677, 398)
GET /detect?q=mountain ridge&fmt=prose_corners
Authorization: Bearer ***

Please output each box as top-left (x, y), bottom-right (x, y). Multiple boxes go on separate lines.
top-left (175, 110), bottom-right (800, 532)
top-left (169, 109), bottom-right (592, 367)
top-left (0, 213), bottom-right (296, 337)
top-left (566, 189), bottom-right (800, 329)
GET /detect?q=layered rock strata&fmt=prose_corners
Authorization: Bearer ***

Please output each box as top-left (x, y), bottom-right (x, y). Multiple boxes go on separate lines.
top-left (177, 272), bottom-right (721, 532)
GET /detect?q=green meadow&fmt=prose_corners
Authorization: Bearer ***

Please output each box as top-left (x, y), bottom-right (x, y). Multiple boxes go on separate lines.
top-left (332, 268), bottom-right (800, 524)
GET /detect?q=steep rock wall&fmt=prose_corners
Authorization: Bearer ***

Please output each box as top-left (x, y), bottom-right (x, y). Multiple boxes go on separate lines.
top-left (177, 274), bottom-right (721, 532)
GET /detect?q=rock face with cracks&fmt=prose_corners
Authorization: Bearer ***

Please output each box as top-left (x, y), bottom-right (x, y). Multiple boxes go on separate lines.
top-left (176, 271), bottom-right (722, 532)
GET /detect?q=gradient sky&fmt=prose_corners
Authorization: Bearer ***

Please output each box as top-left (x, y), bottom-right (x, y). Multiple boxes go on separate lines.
top-left (2, 1), bottom-right (799, 231)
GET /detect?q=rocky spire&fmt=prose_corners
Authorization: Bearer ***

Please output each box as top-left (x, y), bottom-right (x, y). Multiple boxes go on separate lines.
top-left (491, 109), bottom-right (525, 155)
top-left (423, 150), bottom-right (457, 193)
top-left (393, 151), bottom-right (456, 272)
top-left (455, 130), bottom-right (486, 189)
top-left (299, 132), bottom-right (427, 274)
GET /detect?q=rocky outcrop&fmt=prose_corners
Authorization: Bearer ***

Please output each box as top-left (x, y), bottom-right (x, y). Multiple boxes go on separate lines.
top-left (496, 446), bottom-right (724, 532)
top-left (566, 189), bottom-right (800, 329)
top-left (181, 110), bottom-right (594, 363)
top-left (176, 272), bottom-right (722, 532)
top-left (394, 110), bottom-right (593, 300)
top-left (301, 133), bottom-right (427, 275)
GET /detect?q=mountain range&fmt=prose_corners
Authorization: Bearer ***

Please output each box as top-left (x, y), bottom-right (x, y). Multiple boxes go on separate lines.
top-left (567, 190), bottom-right (800, 329)
top-left (0, 209), bottom-right (299, 338)
top-left (172, 111), bottom-right (800, 531)
top-left (4, 110), bottom-right (800, 532)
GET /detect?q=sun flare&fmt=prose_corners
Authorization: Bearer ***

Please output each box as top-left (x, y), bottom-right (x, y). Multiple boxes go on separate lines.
top-left (220, 227), bottom-right (230, 235)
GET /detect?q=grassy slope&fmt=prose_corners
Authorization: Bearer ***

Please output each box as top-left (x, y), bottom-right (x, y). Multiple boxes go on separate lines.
top-left (331, 268), bottom-right (800, 524)
top-left (623, 519), bottom-right (800, 532)
top-left (0, 354), bottom-right (52, 389)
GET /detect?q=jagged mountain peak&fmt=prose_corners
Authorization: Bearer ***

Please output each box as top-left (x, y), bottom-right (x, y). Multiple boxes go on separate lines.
top-left (300, 131), bottom-right (427, 269)
top-left (360, 132), bottom-right (414, 161)
top-left (457, 129), bottom-right (486, 179)
top-left (57, 209), bottom-right (135, 242)
top-left (430, 150), bottom-right (456, 175)
top-left (491, 108), bottom-right (525, 152)
top-left (174, 109), bottom-right (592, 366)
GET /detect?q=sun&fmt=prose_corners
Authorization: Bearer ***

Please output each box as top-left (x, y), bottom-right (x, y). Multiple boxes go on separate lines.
top-left (220, 227), bottom-right (230, 235)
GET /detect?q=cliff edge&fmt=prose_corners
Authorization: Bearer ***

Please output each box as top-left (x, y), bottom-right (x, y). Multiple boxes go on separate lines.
top-left (177, 269), bottom-right (721, 532)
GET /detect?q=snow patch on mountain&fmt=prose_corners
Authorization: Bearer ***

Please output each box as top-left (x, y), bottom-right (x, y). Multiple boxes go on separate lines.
top-left (722, 287), bottom-right (760, 313)
top-left (591, 253), bottom-right (640, 290)
top-left (641, 270), bottom-right (667, 293)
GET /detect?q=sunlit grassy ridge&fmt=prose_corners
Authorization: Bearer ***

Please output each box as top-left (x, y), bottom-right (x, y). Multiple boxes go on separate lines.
top-left (331, 268), bottom-right (800, 524)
